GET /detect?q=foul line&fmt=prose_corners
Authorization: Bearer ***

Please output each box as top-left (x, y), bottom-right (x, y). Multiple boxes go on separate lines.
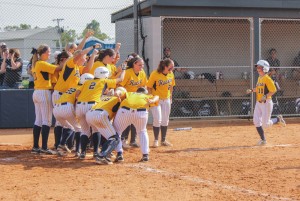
top-left (125, 163), bottom-right (297, 201)
top-left (183, 144), bottom-right (299, 152)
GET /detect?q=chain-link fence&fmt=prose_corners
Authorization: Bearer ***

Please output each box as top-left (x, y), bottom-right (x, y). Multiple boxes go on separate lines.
top-left (162, 17), bottom-right (300, 118)
top-left (0, 0), bottom-right (133, 89)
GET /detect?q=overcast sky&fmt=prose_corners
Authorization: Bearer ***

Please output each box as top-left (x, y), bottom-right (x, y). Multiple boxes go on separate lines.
top-left (0, 0), bottom-right (134, 38)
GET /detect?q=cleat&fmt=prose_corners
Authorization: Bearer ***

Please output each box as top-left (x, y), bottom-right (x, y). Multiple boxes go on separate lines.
top-left (40, 148), bottom-right (57, 155)
top-left (140, 154), bottom-right (149, 162)
top-left (93, 152), bottom-right (99, 158)
top-left (277, 115), bottom-right (286, 127)
top-left (114, 154), bottom-right (124, 163)
top-left (161, 140), bottom-right (173, 147)
top-left (153, 140), bottom-right (159, 148)
top-left (122, 139), bottom-right (131, 150)
top-left (79, 152), bottom-right (86, 160)
top-left (74, 152), bottom-right (80, 157)
top-left (95, 156), bottom-right (113, 165)
top-left (57, 144), bottom-right (71, 153)
top-left (257, 140), bottom-right (267, 146)
top-left (31, 147), bottom-right (40, 154)
top-left (130, 141), bottom-right (139, 148)
top-left (107, 152), bottom-right (115, 159)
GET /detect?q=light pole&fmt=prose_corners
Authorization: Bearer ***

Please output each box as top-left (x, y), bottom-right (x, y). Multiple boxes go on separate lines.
top-left (53, 18), bottom-right (64, 50)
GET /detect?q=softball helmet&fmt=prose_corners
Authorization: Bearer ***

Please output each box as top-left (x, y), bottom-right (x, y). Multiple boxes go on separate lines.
top-left (94, 67), bottom-right (110, 79)
top-left (255, 60), bottom-right (270, 73)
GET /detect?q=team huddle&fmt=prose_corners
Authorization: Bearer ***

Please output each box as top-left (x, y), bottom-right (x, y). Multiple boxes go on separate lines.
top-left (30, 32), bottom-right (175, 164)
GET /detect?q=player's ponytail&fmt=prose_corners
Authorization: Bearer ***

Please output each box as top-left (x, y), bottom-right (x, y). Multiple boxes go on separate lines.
top-left (31, 44), bottom-right (49, 68)
top-left (157, 58), bottom-right (173, 73)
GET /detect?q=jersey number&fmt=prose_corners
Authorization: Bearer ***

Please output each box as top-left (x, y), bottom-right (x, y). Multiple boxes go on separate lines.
top-left (89, 82), bottom-right (96, 89)
top-left (65, 88), bottom-right (76, 94)
top-left (257, 88), bottom-right (263, 94)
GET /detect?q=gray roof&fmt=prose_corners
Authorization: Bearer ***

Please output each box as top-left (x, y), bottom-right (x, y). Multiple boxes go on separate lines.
top-left (111, 0), bottom-right (300, 22)
top-left (0, 27), bottom-right (56, 40)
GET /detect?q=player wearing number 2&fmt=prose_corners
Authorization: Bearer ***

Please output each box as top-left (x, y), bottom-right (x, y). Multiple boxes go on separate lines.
top-left (75, 66), bottom-right (125, 159)
top-left (147, 58), bottom-right (175, 148)
top-left (246, 60), bottom-right (286, 146)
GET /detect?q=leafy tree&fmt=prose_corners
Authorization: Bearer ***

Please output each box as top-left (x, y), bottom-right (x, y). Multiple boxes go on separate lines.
top-left (61, 29), bottom-right (77, 47)
top-left (4, 24), bottom-right (32, 31)
top-left (82, 19), bottom-right (110, 40)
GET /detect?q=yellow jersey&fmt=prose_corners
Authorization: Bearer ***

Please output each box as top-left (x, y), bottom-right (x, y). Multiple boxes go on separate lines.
top-left (77, 78), bottom-right (117, 102)
top-left (91, 95), bottom-right (121, 119)
top-left (90, 61), bottom-right (117, 79)
top-left (33, 60), bottom-right (57, 90)
top-left (54, 57), bottom-right (85, 93)
top-left (56, 85), bottom-right (82, 105)
top-left (119, 68), bottom-right (147, 92)
top-left (255, 74), bottom-right (277, 101)
top-left (120, 92), bottom-right (153, 110)
top-left (146, 70), bottom-right (175, 99)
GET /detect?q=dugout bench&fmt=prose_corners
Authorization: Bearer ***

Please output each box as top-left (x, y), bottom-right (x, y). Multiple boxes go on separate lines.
top-left (173, 78), bottom-right (300, 116)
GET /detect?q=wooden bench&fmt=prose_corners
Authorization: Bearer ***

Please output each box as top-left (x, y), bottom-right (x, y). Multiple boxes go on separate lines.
top-left (174, 78), bottom-right (300, 116)
top-left (174, 79), bottom-right (251, 115)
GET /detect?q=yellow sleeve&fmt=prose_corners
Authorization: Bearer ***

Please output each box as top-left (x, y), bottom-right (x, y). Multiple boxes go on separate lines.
top-left (43, 62), bottom-right (57, 74)
top-left (118, 69), bottom-right (130, 87)
top-left (146, 72), bottom-right (156, 88)
top-left (266, 76), bottom-right (277, 93)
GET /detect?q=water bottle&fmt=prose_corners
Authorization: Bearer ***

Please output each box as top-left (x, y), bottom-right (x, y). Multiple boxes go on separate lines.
top-left (216, 71), bottom-right (220, 80)
top-left (173, 127), bottom-right (192, 131)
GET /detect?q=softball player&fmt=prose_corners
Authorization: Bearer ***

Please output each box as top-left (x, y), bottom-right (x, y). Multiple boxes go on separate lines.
top-left (90, 49), bottom-right (119, 78)
top-left (86, 87), bottom-right (127, 165)
top-left (247, 60), bottom-right (286, 145)
top-left (31, 44), bottom-right (62, 154)
top-left (119, 56), bottom-right (147, 148)
top-left (146, 58), bottom-right (175, 148)
top-left (113, 87), bottom-right (159, 162)
top-left (53, 73), bottom-right (94, 156)
top-left (52, 48), bottom-right (98, 149)
top-left (76, 66), bottom-right (125, 159)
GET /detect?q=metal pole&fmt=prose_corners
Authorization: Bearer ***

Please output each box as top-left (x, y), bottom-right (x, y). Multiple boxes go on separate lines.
top-left (133, 0), bottom-right (139, 54)
top-left (53, 18), bottom-right (64, 50)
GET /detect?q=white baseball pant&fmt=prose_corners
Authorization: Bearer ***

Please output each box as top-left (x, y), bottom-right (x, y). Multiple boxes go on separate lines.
top-left (75, 102), bottom-right (95, 137)
top-left (150, 98), bottom-right (171, 127)
top-left (32, 90), bottom-right (52, 127)
top-left (113, 107), bottom-right (149, 155)
top-left (86, 109), bottom-right (122, 153)
top-left (53, 102), bottom-right (81, 132)
top-left (253, 99), bottom-right (274, 129)
top-left (52, 90), bottom-right (62, 127)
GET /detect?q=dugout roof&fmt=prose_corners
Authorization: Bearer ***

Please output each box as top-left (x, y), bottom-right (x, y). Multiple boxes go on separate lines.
top-left (111, 0), bottom-right (300, 23)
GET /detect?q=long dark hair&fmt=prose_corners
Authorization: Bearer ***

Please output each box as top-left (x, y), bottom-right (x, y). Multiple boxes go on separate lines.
top-left (127, 57), bottom-right (143, 69)
top-left (96, 48), bottom-right (115, 62)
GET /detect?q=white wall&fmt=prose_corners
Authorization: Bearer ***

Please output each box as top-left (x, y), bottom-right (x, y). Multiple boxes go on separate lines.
top-left (115, 17), bottom-right (162, 75)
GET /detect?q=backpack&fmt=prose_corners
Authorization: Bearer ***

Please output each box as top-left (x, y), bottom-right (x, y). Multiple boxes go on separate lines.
top-left (240, 101), bottom-right (251, 115)
top-left (283, 101), bottom-right (296, 114)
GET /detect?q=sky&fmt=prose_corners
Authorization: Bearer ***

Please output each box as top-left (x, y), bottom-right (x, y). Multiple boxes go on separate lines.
top-left (0, 0), bottom-right (134, 38)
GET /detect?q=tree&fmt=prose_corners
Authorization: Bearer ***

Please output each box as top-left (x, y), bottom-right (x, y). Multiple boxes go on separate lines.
top-left (82, 19), bottom-right (110, 40)
top-left (61, 29), bottom-right (77, 47)
top-left (4, 24), bottom-right (32, 31)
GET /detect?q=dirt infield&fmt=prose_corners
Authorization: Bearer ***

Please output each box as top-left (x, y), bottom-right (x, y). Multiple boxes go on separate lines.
top-left (0, 119), bottom-right (299, 201)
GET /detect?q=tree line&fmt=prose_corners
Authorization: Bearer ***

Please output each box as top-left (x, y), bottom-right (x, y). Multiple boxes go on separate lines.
top-left (1, 19), bottom-right (110, 47)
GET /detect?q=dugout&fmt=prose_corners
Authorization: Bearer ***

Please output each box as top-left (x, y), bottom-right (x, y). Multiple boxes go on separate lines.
top-left (112, 0), bottom-right (300, 118)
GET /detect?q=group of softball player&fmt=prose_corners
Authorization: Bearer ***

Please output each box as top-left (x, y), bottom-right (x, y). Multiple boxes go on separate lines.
top-left (30, 33), bottom-right (176, 164)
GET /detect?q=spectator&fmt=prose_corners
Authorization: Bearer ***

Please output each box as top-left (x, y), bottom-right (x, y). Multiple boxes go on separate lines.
top-left (27, 56), bottom-right (34, 89)
top-left (292, 51), bottom-right (300, 80)
top-left (163, 47), bottom-right (188, 79)
top-left (266, 48), bottom-right (281, 80)
top-left (0, 43), bottom-right (7, 86)
top-left (0, 48), bottom-right (23, 88)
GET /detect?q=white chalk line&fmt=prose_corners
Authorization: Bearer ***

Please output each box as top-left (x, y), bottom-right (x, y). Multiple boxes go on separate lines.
top-left (0, 143), bottom-right (22, 146)
top-left (125, 163), bottom-right (298, 201)
top-left (0, 157), bottom-right (17, 162)
top-left (184, 144), bottom-right (299, 152)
